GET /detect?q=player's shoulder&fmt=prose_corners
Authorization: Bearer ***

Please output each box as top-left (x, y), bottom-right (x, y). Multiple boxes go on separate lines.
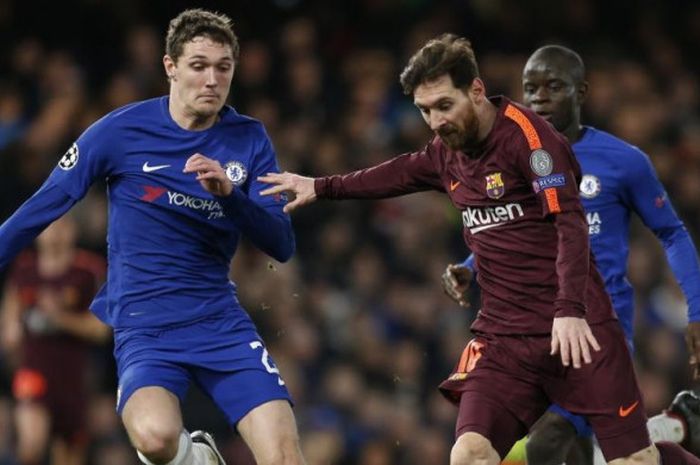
top-left (218, 106), bottom-right (274, 153)
top-left (220, 106), bottom-right (266, 132)
top-left (576, 126), bottom-right (649, 165)
top-left (498, 97), bottom-right (565, 148)
top-left (101, 97), bottom-right (161, 124)
top-left (82, 97), bottom-right (163, 139)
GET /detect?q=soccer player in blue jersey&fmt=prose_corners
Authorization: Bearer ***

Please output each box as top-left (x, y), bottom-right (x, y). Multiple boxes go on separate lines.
top-left (442, 45), bottom-right (700, 464)
top-left (0, 9), bottom-right (306, 465)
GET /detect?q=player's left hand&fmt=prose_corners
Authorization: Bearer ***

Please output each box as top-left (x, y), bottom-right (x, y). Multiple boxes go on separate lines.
top-left (551, 317), bottom-right (601, 369)
top-left (183, 153), bottom-right (233, 196)
top-left (685, 322), bottom-right (700, 379)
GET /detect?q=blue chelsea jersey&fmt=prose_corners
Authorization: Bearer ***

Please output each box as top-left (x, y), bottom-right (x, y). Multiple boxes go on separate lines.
top-left (573, 126), bottom-right (700, 339)
top-left (44, 97), bottom-right (293, 329)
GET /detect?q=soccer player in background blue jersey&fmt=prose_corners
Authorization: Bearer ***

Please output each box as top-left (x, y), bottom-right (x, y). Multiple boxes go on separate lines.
top-left (442, 45), bottom-right (700, 464)
top-left (0, 9), bottom-right (306, 465)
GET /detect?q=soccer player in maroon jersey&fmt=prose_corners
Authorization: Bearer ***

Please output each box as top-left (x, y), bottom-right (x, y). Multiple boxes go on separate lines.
top-left (260, 34), bottom-right (700, 465)
top-left (0, 216), bottom-right (109, 465)
top-left (444, 45), bottom-right (700, 465)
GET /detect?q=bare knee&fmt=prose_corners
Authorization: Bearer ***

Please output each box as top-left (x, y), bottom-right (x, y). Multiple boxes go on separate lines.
top-left (526, 412), bottom-right (577, 465)
top-left (260, 434), bottom-right (304, 465)
top-left (451, 432), bottom-right (500, 465)
top-left (121, 387), bottom-right (183, 462)
top-left (126, 418), bottom-right (182, 462)
top-left (608, 445), bottom-right (658, 465)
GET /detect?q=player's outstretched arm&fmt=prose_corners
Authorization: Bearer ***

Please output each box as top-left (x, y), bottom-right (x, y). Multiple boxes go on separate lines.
top-left (258, 172), bottom-right (317, 213)
top-left (0, 182), bottom-right (77, 271)
top-left (551, 317), bottom-right (601, 368)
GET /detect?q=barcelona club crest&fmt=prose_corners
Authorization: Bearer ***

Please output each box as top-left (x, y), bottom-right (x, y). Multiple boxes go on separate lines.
top-left (485, 172), bottom-right (505, 199)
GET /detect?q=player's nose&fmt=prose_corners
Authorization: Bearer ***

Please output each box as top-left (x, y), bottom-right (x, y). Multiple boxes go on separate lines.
top-left (205, 68), bottom-right (217, 86)
top-left (530, 86), bottom-right (549, 102)
top-left (429, 113), bottom-right (445, 131)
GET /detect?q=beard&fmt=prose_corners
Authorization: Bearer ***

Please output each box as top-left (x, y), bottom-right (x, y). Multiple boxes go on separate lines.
top-left (437, 116), bottom-right (480, 151)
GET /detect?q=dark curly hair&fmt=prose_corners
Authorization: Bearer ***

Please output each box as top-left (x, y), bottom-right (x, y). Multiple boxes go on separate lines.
top-left (399, 34), bottom-right (479, 95)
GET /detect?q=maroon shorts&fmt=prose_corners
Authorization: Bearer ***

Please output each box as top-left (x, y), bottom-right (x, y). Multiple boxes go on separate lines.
top-left (439, 320), bottom-right (650, 461)
top-left (13, 364), bottom-right (88, 445)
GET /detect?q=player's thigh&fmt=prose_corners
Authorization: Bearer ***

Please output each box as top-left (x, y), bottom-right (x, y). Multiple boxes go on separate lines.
top-left (193, 340), bottom-right (292, 427)
top-left (237, 399), bottom-right (303, 465)
top-left (443, 335), bottom-right (549, 459)
top-left (15, 401), bottom-right (51, 456)
top-left (547, 320), bottom-right (650, 462)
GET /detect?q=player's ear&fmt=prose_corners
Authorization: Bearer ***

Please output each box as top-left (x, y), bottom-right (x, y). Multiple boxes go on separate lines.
top-left (469, 78), bottom-right (486, 102)
top-left (163, 55), bottom-right (177, 81)
top-left (577, 80), bottom-right (589, 105)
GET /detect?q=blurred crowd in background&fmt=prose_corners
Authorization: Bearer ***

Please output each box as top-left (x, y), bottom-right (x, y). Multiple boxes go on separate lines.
top-left (0, 0), bottom-right (699, 464)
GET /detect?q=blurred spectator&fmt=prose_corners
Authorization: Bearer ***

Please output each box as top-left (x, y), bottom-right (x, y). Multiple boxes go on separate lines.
top-left (0, 216), bottom-right (109, 465)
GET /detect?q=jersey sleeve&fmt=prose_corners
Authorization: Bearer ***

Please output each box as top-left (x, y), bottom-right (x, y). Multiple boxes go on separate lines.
top-left (315, 142), bottom-right (444, 199)
top-left (505, 107), bottom-right (582, 217)
top-left (623, 150), bottom-right (700, 321)
top-left (461, 254), bottom-right (477, 272)
top-left (218, 129), bottom-right (295, 262)
top-left (505, 104), bottom-right (589, 317)
top-left (0, 182), bottom-right (77, 270)
top-left (46, 116), bottom-right (117, 200)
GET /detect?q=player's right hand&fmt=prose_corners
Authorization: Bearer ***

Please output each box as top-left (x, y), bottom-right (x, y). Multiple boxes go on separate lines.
top-left (258, 172), bottom-right (317, 213)
top-left (441, 263), bottom-right (472, 308)
top-left (550, 317), bottom-right (601, 369)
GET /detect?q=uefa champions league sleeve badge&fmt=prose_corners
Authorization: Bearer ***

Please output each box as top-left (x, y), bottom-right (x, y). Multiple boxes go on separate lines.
top-left (529, 149), bottom-right (553, 176)
top-left (58, 143), bottom-right (79, 170)
top-left (224, 161), bottom-right (248, 186)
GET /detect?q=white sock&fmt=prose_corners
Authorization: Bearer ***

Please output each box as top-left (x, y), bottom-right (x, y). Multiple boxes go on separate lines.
top-left (137, 430), bottom-right (194, 465)
top-left (647, 412), bottom-right (686, 444)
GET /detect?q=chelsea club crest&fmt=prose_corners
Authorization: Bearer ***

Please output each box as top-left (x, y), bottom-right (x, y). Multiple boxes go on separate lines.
top-left (224, 161), bottom-right (248, 186)
top-left (579, 174), bottom-right (601, 199)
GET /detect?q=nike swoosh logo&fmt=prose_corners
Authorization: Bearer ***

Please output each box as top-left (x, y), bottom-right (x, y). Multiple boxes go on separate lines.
top-left (450, 180), bottom-right (461, 192)
top-left (142, 162), bottom-right (171, 173)
top-left (618, 400), bottom-right (639, 417)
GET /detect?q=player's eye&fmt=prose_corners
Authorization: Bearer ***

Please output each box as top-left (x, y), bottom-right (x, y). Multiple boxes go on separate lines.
top-left (439, 102), bottom-right (452, 111)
